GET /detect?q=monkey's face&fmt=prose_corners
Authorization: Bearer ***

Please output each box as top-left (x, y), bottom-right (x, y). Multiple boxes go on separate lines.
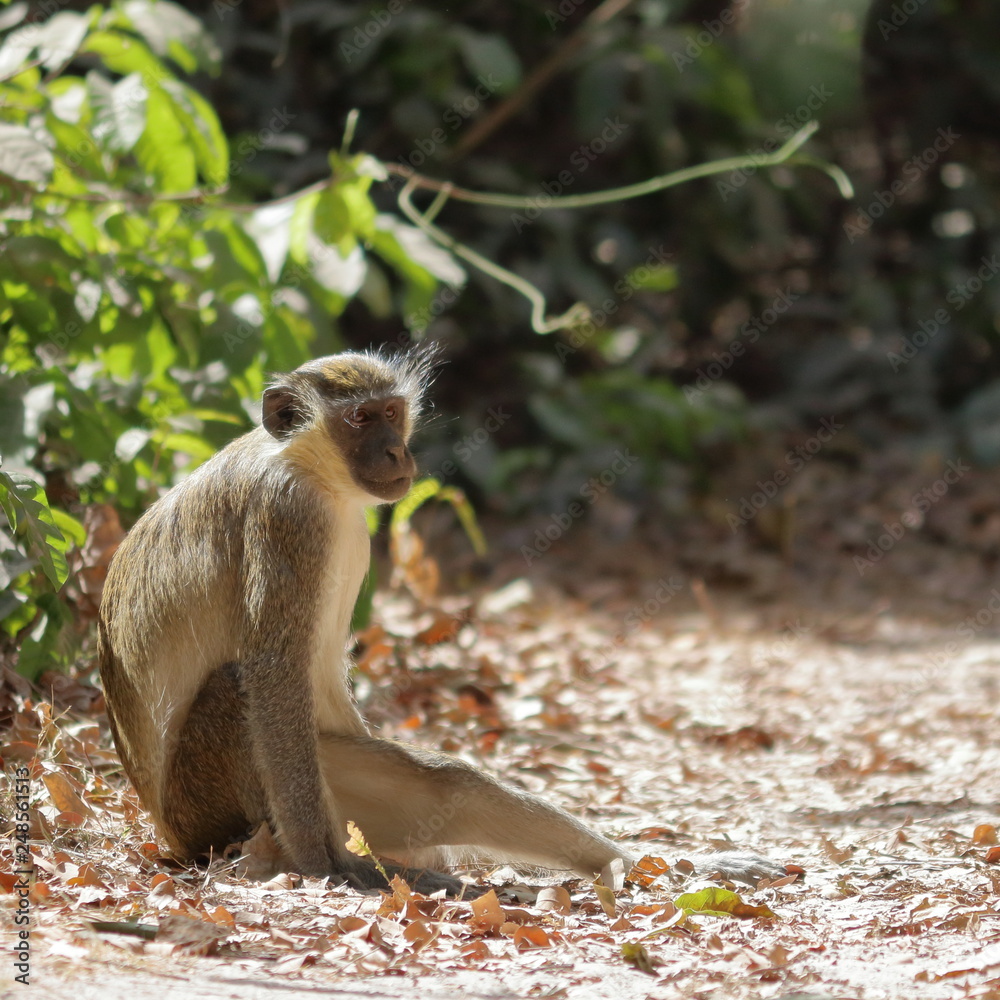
top-left (263, 351), bottom-right (433, 504)
top-left (333, 395), bottom-right (416, 502)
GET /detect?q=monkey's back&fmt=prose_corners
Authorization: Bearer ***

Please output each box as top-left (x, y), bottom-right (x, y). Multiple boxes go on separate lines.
top-left (97, 429), bottom-right (295, 824)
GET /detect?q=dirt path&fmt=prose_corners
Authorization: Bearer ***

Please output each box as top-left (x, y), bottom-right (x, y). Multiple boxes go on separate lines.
top-left (6, 583), bottom-right (1000, 1000)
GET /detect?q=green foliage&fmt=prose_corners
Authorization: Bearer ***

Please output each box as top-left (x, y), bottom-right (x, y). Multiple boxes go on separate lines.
top-left (390, 477), bottom-right (487, 558)
top-left (0, 469), bottom-right (74, 591)
top-left (530, 370), bottom-right (742, 467)
top-left (0, 467), bottom-right (83, 679)
top-left (0, 0), bottom-right (462, 669)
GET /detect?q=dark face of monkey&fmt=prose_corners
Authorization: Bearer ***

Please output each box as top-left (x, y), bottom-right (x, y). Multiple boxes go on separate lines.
top-left (261, 351), bottom-right (429, 502)
top-left (331, 394), bottom-right (416, 501)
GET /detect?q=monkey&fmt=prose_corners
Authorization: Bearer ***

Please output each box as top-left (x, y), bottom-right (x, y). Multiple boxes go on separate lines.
top-left (98, 348), bottom-right (783, 895)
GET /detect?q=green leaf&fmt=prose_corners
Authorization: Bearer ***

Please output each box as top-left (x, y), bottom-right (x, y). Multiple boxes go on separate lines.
top-left (624, 262), bottom-right (678, 292)
top-left (372, 214), bottom-right (465, 285)
top-left (244, 202), bottom-right (294, 283)
top-left (436, 486), bottom-right (486, 555)
top-left (158, 432), bottom-right (216, 462)
top-left (120, 0), bottom-right (220, 74)
top-left (370, 214), bottom-right (465, 321)
top-left (134, 84), bottom-right (196, 191)
top-left (673, 887), bottom-right (777, 920)
top-left (310, 242), bottom-right (365, 297)
top-left (391, 476), bottom-right (442, 531)
top-left (390, 478), bottom-right (486, 556)
top-left (0, 471), bottom-right (70, 589)
top-left (87, 70), bottom-right (148, 154)
top-left (0, 122), bottom-right (54, 184)
top-left (203, 221), bottom-right (267, 287)
top-left (0, 10), bottom-right (89, 78)
top-left (47, 114), bottom-right (108, 180)
top-left (0, 4), bottom-right (28, 34)
top-left (317, 165), bottom-right (377, 243)
top-left (452, 27), bottom-right (520, 94)
top-left (288, 189), bottom-right (321, 264)
top-left (81, 29), bottom-right (172, 80)
top-left (51, 507), bottom-right (85, 546)
top-left (350, 563), bottom-right (376, 633)
top-left (16, 591), bottom-right (74, 680)
top-left (162, 79), bottom-right (229, 185)
top-left (104, 210), bottom-right (153, 248)
top-left (314, 184), bottom-right (352, 246)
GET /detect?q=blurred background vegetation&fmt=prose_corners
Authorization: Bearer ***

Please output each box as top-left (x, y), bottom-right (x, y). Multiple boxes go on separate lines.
top-left (3, 0), bottom-right (1000, 676)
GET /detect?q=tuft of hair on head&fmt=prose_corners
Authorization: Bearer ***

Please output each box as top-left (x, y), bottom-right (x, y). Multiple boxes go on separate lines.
top-left (386, 340), bottom-right (443, 422)
top-left (262, 343), bottom-right (443, 438)
top-left (317, 342), bottom-right (442, 421)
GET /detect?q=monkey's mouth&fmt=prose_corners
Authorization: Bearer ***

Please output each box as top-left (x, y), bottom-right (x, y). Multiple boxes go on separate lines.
top-left (361, 475), bottom-right (413, 500)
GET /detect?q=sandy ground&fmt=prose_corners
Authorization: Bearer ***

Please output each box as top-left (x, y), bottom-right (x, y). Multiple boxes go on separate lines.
top-left (6, 570), bottom-right (1000, 1000)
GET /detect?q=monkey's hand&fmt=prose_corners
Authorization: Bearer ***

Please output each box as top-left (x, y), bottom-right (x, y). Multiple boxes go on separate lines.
top-left (686, 851), bottom-right (787, 886)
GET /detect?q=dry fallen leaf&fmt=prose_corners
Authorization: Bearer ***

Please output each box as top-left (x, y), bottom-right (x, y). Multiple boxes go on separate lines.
top-left (469, 889), bottom-right (505, 933)
top-left (593, 879), bottom-right (618, 918)
top-left (536, 885), bottom-right (572, 913)
top-left (42, 770), bottom-right (93, 817)
top-left (621, 941), bottom-right (658, 975)
top-left (512, 924), bottom-right (550, 950)
top-left (972, 823), bottom-right (998, 845)
top-left (626, 854), bottom-right (670, 888)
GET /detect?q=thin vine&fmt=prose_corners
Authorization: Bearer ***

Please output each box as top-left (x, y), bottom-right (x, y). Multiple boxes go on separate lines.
top-left (387, 121), bottom-right (853, 334)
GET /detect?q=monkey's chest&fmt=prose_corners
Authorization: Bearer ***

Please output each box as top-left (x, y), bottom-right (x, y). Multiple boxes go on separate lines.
top-left (308, 529), bottom-right (369, 736)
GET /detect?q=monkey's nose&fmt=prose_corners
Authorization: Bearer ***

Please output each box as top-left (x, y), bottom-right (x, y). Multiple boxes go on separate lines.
top-left (386, 444), bottom-right (406, 463)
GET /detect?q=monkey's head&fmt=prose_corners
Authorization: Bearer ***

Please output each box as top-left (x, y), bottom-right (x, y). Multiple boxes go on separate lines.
top-left (262, 348), bottom-right (436, 503)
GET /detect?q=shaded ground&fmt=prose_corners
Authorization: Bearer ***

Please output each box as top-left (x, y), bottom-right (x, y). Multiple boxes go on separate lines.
top-left (4, 451), bottom-right (1000, 999)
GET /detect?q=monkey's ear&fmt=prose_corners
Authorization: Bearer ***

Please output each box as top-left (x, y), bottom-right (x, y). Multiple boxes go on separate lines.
top-left (262, 386), bottom-right (307, 439)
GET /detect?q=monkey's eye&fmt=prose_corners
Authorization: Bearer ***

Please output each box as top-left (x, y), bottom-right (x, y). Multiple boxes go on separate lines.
top-left (345, 406), bottom-right (371, 428)
top-left (384, 403), bottom-right (398, 421)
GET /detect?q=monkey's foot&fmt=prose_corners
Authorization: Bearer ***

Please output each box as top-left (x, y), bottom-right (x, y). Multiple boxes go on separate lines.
top-left (398, 867), bottom-right (485, 898)
top-left (689, 851), bottom-right (788, 886)
top-left (337, 861), bottom-right (482, 898)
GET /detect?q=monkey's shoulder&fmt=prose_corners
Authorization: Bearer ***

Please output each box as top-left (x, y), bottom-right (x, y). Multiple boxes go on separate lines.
top-left (139, 429), bottom-right (311, 518)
